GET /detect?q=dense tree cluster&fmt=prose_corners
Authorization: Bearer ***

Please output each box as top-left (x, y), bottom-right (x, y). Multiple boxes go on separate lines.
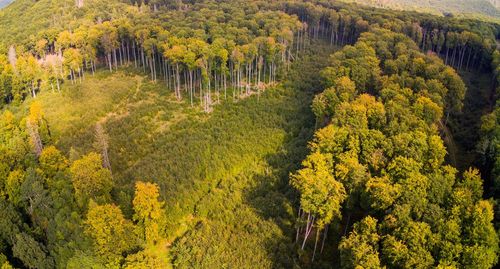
top-left (341, 0), bottom-right (500, 21)
top-left (0, 83), bottom-right (285, 268)
top-left (0, 103), bottom-right (168, 267)
top-left (284, 0), bottom-right (499, 72)
top-left (291, 28), bottom-right (499, 267)
top-left (0, 0), bottom-right (307, 112)
top-left (1, 0), bottom-right (498, 112)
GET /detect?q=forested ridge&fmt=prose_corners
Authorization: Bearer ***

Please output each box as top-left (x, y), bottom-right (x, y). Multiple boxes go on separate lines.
top-left (340, 0), bottom-right (500, 22)
top-left (0, 0), bottom-right (498, 268)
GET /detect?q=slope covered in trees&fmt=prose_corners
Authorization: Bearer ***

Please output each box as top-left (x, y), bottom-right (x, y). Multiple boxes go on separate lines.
top-left (293, 27), bottom-right (498, 267)
top-left (342, 0), bottom-right (500, 21)
top-left (0, 0), bottom-right (498, 268)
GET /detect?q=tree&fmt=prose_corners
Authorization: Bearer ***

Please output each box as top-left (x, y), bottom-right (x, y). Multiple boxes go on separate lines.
top-left (321, 41), bottom-right (380, 91)
top-left (0, 253), bottom-right (13, 269)
top-left (0, 55), bottom-right (14, 106)
top-left (12, 232), bottom-right (54, 269)
top-left (26, 101), bottom-right (44, 157)
top-left (382, 221), bottom-right (435, 268)
top-left (97, 22), bottom-right (119, 72)
top-left (63, 48), bottom-right (83, 83)
top-left (19, 168), bottom-right (52, 227)
top-left (123, 249), bottom-right (168, 269)
top-left (35, 38), bottom-right (48, 58)
top-left (290, 151), bottom-right (346, 254)
top-left (364, 176), bottom-right (400, 211)
top-left (42, 54), bottom-right (63, 92)
top-left (39, 145), bottom-right (68, 179)
top-left (164, 44), bottom-right (187, 100)
top-left (339, 216), bottom-right (382, 269)
top-left (5, 169), bottom-right (24, 206)
top-left (461, 201), bottom-right (499, 269)
top-left (301, 25), bottom-right (499, 266)
top-left (312, 76), bottom-right (358, 122)
top-left (56, 31), bottom-right (72, 52)
top-left (66, 252), bottom-right (106, 269)
top-left (70, 152), bottom-right (113, 206)
top-left (133, 181), bottom-right (164, 245)
top-left (15, 54), bottom-right (42, 99)
top-left (84, 202), bottom-right (136, 265)
top-left (94, 123), bottom-right (111, 172)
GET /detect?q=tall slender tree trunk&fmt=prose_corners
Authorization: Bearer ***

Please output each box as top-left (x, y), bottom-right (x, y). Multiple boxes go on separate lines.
top-left (107, 53), bottom-right (112, 72)
top-left (320, 225), bottom-right (328, 254)
top-left (312, 229), bottom-right (319, 262)
top-left (296, 207), bottom-right (302, 243)
top-left (176, 63), bottom-right (181, 100)
top-left (113, 49), bottom-right (118, 69)
top-left (133, 41), bottom-right (137, 68)
top-left (445, 47), bottom-right (449, 65)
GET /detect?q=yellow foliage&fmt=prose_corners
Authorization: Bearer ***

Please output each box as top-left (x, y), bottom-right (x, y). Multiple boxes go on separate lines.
top-left (85, 202), bottom-right (136, 262)
top-left (28, 100), bottom-right (43, 124)
top-left (133, 181), bottom-right (165, 244)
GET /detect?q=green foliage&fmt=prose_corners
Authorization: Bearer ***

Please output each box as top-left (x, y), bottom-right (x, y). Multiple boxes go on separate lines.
top-left (339, 216), bottom-right (381, 269)
top-left (340, 0), bottom-right (500, 22)
top-left (84, 202), bottom-right (137, 265)
top-left (292, 27), bottom-right (499, 267)
top-left (321, 43), bottom-right (380, 91)
top-left (290, 152), bottom-right (347, 228)
top-left (39, 146), bottom-right (68, 178)
top-left (0, 0), bottom-right (498, 268)
top-left (12, 232), bottom-right (54, 269)
top-left (70, 152), bottom-right (113, 206)
top-left (123, 248), bottom-right (169, 269)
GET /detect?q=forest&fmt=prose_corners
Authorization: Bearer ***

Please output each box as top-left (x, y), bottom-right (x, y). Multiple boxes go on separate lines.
top-left (340, 0), bottom-right (500, 22)
top-left (0, 0), bottom-right (498, 268)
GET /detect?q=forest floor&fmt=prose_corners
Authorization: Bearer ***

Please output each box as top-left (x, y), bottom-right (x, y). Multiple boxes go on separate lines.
top-left (14, 41), bottom-right (337, 267)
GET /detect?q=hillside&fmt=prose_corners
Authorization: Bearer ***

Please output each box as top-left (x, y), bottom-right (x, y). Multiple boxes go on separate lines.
top-left (0, 0), bottom-right (129, 49)
top-left (0, 0), bottom-right (498, 268)
top-left (342, 0), bottom-right (500, 20)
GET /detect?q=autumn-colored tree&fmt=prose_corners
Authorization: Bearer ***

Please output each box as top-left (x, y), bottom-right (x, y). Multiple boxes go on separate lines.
top-left (5, 169), bottom-right (24, 206)
top-left (339, 216), bottom-right (382, 269)
top-left (0, 55), bottom-right (14, 106)
top-left (164, 44), bottom-right (187, 100)
top-left (39, 145), bottom-right (69, 179)
top-left (84, 202), bottom-right (136, 265)
top-left (26, 101), bottom-right (44, 156)
top-left (290, 151), bottom-right (346, 257)
top-left (133, 181), bottom-right (164, 245)
top-left (70, 152), bottom-right (113, 206)
top-left (364, 176), bottom-right (400, 211)
top-left (15, 54), bottom-right (42, 99)
top-left (0, 253), bottom-right (13, 269)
